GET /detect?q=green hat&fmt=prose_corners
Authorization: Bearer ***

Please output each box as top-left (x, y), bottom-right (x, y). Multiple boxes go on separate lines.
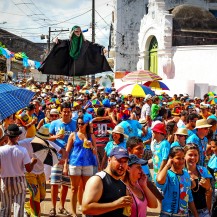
top-left (71, 26), bottom-right (80, 31)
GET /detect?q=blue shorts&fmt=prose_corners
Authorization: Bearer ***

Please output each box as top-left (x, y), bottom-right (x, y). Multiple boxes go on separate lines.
top-left (50, 164), bottom-right (70, 187)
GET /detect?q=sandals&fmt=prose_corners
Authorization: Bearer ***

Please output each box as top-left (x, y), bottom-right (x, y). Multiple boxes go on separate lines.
top-left (58, 208), bottom-right (72, 216)
top-left (49, 208), bottom-right (56, 217)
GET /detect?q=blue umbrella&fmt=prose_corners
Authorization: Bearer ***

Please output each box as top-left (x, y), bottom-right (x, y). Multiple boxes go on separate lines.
top-left (0, 84), bottom-right (35, 121)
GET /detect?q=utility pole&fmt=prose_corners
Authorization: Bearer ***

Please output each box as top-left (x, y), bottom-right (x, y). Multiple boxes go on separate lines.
top-left (46, 27), bottom-right (69, 83)
top-left (91, 0), bottom-right (95, 86)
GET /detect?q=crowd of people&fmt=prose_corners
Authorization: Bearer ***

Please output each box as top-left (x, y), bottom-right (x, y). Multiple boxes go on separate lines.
top-left (0, 80), bottom-right (216, 217)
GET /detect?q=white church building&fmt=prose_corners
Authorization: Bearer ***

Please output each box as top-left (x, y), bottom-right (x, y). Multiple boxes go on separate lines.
top-left (111, 0), bottom-right (217, 98)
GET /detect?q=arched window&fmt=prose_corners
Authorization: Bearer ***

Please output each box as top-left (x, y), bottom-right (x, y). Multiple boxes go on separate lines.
top-left (149, 37), bottom-right (158, 74)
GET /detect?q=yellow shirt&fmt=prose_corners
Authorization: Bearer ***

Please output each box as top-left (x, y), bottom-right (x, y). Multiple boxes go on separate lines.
top-left (26, 115), bottom-right (36, 138)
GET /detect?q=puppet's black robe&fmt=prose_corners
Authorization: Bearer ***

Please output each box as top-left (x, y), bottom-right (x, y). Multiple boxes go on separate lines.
top-left (38, 39), bottom-right (112, 76)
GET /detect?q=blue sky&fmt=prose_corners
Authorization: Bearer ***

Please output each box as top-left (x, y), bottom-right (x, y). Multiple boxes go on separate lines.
top-left (0, 0), bottom-right (113, 47)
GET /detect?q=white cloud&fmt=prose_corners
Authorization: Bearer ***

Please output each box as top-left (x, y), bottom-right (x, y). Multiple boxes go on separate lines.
top-left (0, 0), bottom-right (113, 46)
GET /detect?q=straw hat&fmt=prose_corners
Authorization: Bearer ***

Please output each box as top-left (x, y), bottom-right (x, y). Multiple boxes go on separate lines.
top-left (139, 118), bottom-right (148, 126)
top-left (58, 81), bottom-right (64, 85)
top-left (195, 119), bottom-right (212, 129)
top-left (45, 85), bottom-right (51, 90)
top-left (174, 128), bottom-right (188, 136)
top-left (65, 92), bottom-right (73, 97)
top-left (68, 86), bottom-right (73, 91)
top-left (107, 126), bottom-right (128, 138)
top-left (50, 109), bottom-right (59, 115)
top-left (35, 126), bottom-right (50, 140)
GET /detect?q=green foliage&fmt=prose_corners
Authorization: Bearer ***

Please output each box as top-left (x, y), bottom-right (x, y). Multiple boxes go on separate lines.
top-left (0, 42), bottom-right (6, 48)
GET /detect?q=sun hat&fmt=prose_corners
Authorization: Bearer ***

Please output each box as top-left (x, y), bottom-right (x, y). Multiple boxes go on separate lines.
top-left (45, 85), bottom-right (51, 90)
top-left (65, 92), bottom-right (73, 97)
top-left (144, 94), bottom-right (152, 101)
top-left (5, 124), bottom-right (22, 137)
top-left (174, 128), bottom-right (188, 136)
top-left (109, 147), bottom-right (129, 159)
top-left (107, 125), bottom-right (128, 138)
top-left (139, 118), bottom-right (148, 126)
top-left (200, 103), bottom-right (210, 109)
top-left (152, 123), bottom-right (167, 135)
top-left (35, 126), bottom-right (50, 140)
top-left (68, 86), bottom-right (74, 91)
top-left (50, 109), bottom-right (59, 115)
top-left (195, 119), bottom-right (212, 129)
top-left (128, 154), bottom-right (148, 166)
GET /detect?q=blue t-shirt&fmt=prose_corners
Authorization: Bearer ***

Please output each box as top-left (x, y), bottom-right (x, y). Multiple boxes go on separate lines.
top-left (43, 122), bottom-right (51, 129)
top-left (138, 127), bottom-right (152, 150)
top-left (49, 119), bottom-right (76, 149)
top-left (156, 170), bottom-right (193, 215)
top-left (104, 141), bottom-right (126, 157)
top-left (208, 154), bottom-right (217, 171)
top-left (68, 133), bottom-right (96, 166)
top-left (118, 120), bottom-right (142, 138)
top-left (152, 139), bottom-right (170, 181)
top-left (171, 141), bottom-right (181, 148)
top-left (184, 165), bottom-right (212, 179)
top-left (187, 129), bottom-right (197, 137)
top-left (186, 134), bottom-right (208, 166)
top-left (34, 110), bottom-right (45, 126)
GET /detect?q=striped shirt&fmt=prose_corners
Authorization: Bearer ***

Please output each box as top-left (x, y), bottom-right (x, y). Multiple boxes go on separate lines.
top-left (91, 118), bottom-right (115, 147)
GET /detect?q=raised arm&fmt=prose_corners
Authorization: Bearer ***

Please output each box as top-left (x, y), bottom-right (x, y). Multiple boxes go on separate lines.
top-left (156, 158), bottom-right (172, 185)
top-left (138, 173), bottom-right (158, 208)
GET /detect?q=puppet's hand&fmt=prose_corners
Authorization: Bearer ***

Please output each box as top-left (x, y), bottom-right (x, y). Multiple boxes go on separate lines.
top-left (103, 48), bottom-right (107, 54)
top-left (53, 37), bottom-right (59, 44)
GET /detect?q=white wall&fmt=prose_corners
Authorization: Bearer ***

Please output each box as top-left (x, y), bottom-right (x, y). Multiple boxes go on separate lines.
top-left (172, 45), bottom-right (217, 86)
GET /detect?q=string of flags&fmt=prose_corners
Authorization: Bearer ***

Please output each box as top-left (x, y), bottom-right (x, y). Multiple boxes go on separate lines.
top-left (0, 47), bottom-right (41, 69)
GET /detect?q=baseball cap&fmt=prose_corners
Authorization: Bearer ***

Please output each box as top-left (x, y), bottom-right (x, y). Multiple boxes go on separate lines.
top-left (128, 154), bottom-right (148, 166)
top-left (109, 147), bottom-right (129, 159)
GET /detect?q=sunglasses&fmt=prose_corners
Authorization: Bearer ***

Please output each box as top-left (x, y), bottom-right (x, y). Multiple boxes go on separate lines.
top-left (50, 114), bottom-right (58, 117)
top-left (78, 122), bottom-right (85, 126)
top-left (177, 134), bottom-right (186, 137)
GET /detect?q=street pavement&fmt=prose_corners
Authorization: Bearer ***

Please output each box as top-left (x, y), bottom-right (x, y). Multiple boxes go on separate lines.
top-left (39, 183), bottom-right (160, 217)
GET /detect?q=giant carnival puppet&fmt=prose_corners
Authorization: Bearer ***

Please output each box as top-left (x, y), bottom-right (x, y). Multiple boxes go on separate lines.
top-left (39, 26), bottom-right (112, 76)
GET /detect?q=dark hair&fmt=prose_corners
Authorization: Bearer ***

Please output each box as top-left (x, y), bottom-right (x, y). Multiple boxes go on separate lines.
top-left (169, 146), bottom-right (184, 158)
top-left (152, 96), bottom-right (159, 103)
top-left (203, 94), bottom-right (209, 100)
top-left (186, 113), bottom-right (198, 123)
top-left (184, 143), bottom-right (200, 155)
top-left (166, 121), bottom-right (176, 134)
top-left (207, 118), bottom-right (217, 126)
top-left (158, 107), bottom-right (167, 117)
top-left (112, 133), bottom-right (124, 143)
top-left (60, 102), bottom-right (71, 111)
top-left (180, 111), bottom-right (188, 117)
top-left (97, 107), bottom-right (105, 117)
top-left (76, 116), bottom-right (91, 139)
top-left (126, 137), bottom-right (143, 149)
